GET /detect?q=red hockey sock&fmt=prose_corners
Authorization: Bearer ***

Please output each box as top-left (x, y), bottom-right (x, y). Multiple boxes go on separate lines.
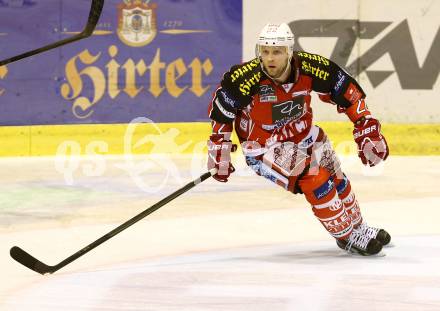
top-left (334, 175), bottom-right (363, 227)
top-left (299, 167), bottom-right (353, 239)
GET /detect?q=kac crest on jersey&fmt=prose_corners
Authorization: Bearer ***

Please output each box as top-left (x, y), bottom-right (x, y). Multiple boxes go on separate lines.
top-left (117, 0), bottom-right (157, 47)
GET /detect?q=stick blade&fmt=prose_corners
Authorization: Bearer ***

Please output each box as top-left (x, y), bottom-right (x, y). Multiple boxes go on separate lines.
top-left (10, 246), bottom-right (54, 275)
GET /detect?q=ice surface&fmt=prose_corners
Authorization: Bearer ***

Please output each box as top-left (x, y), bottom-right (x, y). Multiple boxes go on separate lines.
top-left (1, 155), bottom-right (439, 310)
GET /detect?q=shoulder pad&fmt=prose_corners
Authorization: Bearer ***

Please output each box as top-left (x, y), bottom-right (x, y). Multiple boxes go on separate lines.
top-left (295, 51), bottom-right (332, 82)
top-left (295, 51), bottom-right (330, 66)
top-left (221, 58), bottom-right (262, 101)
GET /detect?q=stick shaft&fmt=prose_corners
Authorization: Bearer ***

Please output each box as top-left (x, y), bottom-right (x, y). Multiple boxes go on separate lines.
top-left (0, 35), bottom-right (84, 66)
top-left (0, 0), bottom-right (104, 66)
top-left (49, 170), bottom-right (214, 273)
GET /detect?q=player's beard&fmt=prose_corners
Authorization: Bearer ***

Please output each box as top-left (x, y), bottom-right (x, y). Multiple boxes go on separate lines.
top-left (265, 60), bottom-right (290, 82)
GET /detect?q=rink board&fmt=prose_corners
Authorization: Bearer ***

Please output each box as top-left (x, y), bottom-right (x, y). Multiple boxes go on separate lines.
top-left (244, 0), bottom-right (440, 123)
top-left (0, 0), bottom-right (242, 126)
top-left (0, 0), bottom-right (439, 156)
top-left (1, 122), bottom-right (439, 156)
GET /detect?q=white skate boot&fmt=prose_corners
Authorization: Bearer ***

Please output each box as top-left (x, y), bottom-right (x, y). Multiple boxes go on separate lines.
top-left (336, 227), bottom-right (383, 256)
top-left (356, 223), bottom-right (391, 246)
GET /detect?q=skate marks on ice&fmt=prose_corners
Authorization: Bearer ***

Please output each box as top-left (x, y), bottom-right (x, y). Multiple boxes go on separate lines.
top-left (3, 235), bottom-right (440, 311)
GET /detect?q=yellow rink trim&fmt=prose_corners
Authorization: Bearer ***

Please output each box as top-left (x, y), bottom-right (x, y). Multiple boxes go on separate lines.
top-left (0, 122), bottom-right (439, 157)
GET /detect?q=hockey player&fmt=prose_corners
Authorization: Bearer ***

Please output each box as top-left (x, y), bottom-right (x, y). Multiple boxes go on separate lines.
top-left (207, 23), bottom-right (391, 256)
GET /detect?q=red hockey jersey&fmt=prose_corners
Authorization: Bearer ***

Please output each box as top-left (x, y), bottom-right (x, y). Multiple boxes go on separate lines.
top-left (208, 51), bottom-right (370, 146)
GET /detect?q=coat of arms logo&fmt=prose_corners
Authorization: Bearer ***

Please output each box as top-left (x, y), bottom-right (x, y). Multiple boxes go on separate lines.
top-left (117, 0), bottom-right (157, 47)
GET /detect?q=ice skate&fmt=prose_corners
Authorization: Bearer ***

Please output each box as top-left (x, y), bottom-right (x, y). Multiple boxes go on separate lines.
top-left (336, 228), bottom-right (383, 256)
top-left (356, 222), bottom-right (391, 246)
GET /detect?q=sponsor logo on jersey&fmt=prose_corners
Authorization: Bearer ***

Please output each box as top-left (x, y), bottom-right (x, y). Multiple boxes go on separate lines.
top-left (226, 59), bottom-right (261, 97)
top-left (239, 74), bottom-right (261, 96)
top-left (117, 0), bottom-right (157, 47)
top-left (334, 70), bottom-right (347, 94)
top-left (214, 97), bottom-right (235, 119)
top-left (297, 52), bottom-right (330, 66)
top-left (259, 84), bottom-right (277, 102)
top-left (314, 178), bottom-right (335, 200)
top-left (219, 89), bottom-right (238, 108)
top-left (272, 96), bottom-right (306, 121)
top-left (291, 90), bottom-right (309, 97)
top-left (301, 61), bottom-right (330, 80)
top-left (344, 82), bottom-right (363, 103)
top-left (262, 117), bottom-right (294, 131)
top-left (259, 84), bottom-right (275, 96)
top-left (260, 95), bottom-right (277, 102)
top-left (230, 59), bottom-right (260, 83)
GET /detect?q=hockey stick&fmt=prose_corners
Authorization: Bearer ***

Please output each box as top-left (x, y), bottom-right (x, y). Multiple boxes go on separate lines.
top-left (10, 168), bottom-right (217, 275)
top-left (0, 0), bottom-right (105, 66)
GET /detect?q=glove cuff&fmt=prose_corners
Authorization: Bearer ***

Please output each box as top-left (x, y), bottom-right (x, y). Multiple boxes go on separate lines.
top-left (344, 99), bottom-right (371, 123)
top-left (209, 132), bottom-right (232, 143)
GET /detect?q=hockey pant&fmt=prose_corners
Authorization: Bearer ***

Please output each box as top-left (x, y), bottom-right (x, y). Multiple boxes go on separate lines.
top-left (242, 126), bottom-right (363, 240)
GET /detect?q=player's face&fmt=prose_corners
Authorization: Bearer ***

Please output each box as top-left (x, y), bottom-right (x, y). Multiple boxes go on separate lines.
top-left (260, 46), bottom-right (289, 79)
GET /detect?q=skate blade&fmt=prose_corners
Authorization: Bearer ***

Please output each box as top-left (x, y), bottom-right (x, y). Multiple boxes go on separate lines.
top-left (383, 242), bottom-right (395, 248)
top-left (342, 249), bottom-right (386, 257)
